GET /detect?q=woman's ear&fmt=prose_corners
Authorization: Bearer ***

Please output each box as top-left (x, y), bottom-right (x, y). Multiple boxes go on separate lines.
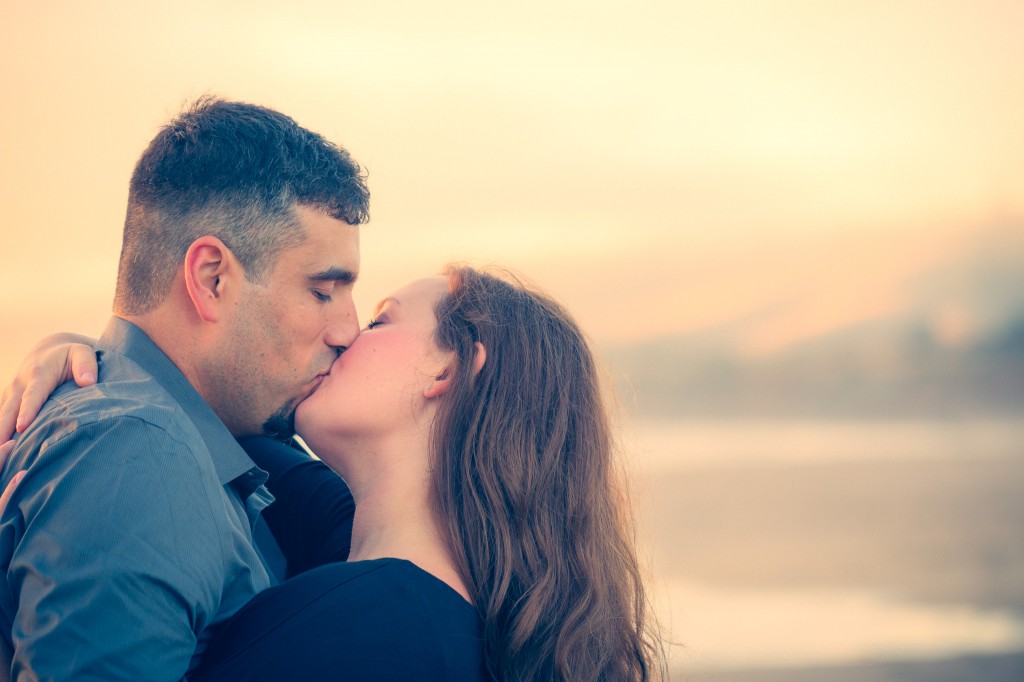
top-left (471, 342), bottom-right (487, 376)
top-left (424, 366), bottom-right (451, 399)
top-left (423, 343), bottom-right (485, 399)
top-left (184, 236), bottom-right (232, 323)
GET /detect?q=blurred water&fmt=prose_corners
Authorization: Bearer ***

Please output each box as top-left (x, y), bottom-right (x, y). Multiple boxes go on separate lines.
top-left (621, 419), bottom-right (1024, 675)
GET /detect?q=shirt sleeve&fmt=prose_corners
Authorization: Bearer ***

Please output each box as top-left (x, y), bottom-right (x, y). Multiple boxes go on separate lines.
top-left (4, 418), bottom-right (232, 681)
top-left (238, 437), bottom-right (353, 576)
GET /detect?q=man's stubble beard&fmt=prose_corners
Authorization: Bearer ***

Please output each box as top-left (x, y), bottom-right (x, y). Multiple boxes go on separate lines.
top-left (261, 399), bottom-right (298, 441)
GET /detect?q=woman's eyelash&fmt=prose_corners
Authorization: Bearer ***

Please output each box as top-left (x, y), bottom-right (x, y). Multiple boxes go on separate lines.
top-left (366, 318), bottom-right (383, 329)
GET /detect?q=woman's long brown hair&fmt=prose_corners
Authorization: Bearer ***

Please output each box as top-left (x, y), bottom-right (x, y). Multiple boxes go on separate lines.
top-left (430, 266), bottom-right (664, 681)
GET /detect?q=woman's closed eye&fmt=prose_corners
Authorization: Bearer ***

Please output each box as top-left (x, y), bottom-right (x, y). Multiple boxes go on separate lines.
top-left (365, 318), bottom-right (384, 330)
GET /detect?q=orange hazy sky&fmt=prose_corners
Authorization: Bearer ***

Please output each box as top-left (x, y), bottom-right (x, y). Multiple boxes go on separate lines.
top-left (2, 0), bottom-right (1022, 380)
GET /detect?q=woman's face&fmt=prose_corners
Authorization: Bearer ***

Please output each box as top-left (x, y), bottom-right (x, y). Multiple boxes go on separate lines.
top-left (294, 275), bottom-right (452, 460)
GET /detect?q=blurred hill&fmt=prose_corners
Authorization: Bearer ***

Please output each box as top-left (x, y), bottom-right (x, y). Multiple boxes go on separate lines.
top-left (606, 312), bottom-right (1024, 419)
top-left (605, 224), bottom-right (1024, 420)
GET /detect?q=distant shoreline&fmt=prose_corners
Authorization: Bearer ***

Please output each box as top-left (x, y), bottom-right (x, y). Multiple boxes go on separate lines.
top-left (620, 416), bottom-right (1024, 470)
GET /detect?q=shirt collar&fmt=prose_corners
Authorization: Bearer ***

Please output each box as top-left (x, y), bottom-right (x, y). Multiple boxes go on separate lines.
top-left (99, 316), bottom-right (266, 490)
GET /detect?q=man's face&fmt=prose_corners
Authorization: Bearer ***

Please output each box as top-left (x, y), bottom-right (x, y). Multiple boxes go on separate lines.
top-left (211, 204), bottom-right (361, 437)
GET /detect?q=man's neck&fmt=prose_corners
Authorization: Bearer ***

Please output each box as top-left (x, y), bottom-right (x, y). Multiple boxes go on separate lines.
top-left (118, 311), bottom-right (211, 416)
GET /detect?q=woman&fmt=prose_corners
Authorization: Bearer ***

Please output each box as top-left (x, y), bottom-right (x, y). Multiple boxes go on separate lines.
top-left (0, 266), bottom-right (664, 680)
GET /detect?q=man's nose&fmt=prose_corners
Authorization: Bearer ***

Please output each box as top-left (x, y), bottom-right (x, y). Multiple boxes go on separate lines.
top-left (324, 303), bottom-right (360, 351)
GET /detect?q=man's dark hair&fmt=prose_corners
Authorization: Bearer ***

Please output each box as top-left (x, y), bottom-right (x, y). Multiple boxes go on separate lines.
top-left (114, 96), bottom-right (369, 314)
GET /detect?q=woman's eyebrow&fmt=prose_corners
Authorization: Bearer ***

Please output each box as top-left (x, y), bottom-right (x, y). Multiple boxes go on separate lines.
top-left (371, 297), bottom-right (400, 317)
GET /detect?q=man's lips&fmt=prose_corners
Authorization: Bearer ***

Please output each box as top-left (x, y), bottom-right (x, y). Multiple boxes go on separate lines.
top-left (303, 367), bottom-right (333, 396)
top-left (310, 358), bottom-right (339, 386)
top-left (307, 353), bottom-right (344, 392)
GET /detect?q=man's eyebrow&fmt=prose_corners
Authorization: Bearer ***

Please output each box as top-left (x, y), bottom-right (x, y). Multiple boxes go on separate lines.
top-left (308, 267), bottom-right (358, 284)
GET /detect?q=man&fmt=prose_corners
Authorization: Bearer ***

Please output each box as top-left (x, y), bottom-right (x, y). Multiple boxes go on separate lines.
top-left (0, 97), bottom-right (369, 680)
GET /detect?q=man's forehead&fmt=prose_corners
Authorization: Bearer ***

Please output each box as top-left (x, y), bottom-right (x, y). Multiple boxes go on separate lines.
top-left (291, 207), bottom-right (361, 277)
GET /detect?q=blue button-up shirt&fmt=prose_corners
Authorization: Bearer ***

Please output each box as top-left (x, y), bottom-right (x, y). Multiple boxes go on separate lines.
top-left (0, 318), bottom-right (274, 681)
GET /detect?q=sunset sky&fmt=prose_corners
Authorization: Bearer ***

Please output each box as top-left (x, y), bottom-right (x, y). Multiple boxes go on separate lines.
top-left (2, 0), bottom-right (1022, 378)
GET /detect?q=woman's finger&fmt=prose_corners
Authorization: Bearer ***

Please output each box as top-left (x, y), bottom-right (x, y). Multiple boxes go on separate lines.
top-left (16, 382), bottom-right (52, 435)
top-left (0, 470), bottom-right (26, 516)
top-left (0, 439), bottom-right (16, 475)
top-left (0, 436), bottom-right (24, 516)
top-left (0, 387), bottom-right (22, 442)
top-left (68, 344), bottom-right (99, 387)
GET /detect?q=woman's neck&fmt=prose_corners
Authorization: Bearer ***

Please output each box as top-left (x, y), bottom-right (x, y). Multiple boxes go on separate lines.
top-left (344, 448), bottom-right (473, 604)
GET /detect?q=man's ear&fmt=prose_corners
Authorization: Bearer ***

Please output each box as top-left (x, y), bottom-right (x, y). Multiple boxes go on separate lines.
top-left (423, 342), bottom-right (487, 400)
top-left (183, 236), bottom-right (233, 323)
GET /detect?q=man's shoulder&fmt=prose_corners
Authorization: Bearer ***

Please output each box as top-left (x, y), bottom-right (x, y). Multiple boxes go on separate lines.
top-left (38, 347), bottom-right (189, 434)
top-left (12, 349), bottom-right (205, 470)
